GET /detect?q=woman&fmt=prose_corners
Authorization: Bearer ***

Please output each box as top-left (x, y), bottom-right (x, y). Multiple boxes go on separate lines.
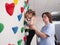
top-left (30, 12), bottom-right (55, 45)
top-left (24, 9), bottom-right (36, 45)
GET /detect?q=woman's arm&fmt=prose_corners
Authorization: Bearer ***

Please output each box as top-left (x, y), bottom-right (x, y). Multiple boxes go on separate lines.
top-left (31, 25), bottom-right (47, 38)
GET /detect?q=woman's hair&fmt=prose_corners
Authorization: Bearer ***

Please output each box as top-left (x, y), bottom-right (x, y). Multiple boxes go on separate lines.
top-left (25, 9), bottom-right (36, 18)
top-left (42, 12), bottom-right (52, 23)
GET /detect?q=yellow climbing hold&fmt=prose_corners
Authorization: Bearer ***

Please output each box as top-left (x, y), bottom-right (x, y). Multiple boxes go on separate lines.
top-left (14, 0), bottom-right (18, 5)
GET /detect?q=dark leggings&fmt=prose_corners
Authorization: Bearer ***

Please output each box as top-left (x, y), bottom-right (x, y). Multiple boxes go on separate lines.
top-left (25, 29), bottom-right (35, 45)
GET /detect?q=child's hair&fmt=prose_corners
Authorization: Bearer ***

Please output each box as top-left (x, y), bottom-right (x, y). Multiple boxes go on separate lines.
top-left (25, 9), bottom-right (36, 18)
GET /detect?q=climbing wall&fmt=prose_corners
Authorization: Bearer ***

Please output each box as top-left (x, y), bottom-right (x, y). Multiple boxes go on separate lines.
top-left (0, 0), bottom-right (29, 45)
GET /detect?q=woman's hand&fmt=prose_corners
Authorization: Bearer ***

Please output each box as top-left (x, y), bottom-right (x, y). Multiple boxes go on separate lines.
top-left (30, 25), bottom-right (47, 38)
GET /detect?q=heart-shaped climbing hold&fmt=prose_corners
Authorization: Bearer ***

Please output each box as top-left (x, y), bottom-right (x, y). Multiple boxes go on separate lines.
top-left (26, 0), bottom-right (29, 4)
top-left (8, 43), bottom-right (14, 45)
top-left (14, 0), bottom-right (18, 5)
top-left (0, 23), bottom-right (4, 33)
top-left (20, 7), bottom-right (24, 13)
top-left (21, 27), bottom-right (25, 33)
top-left (17, 14), bottom-right (22, 21)
top-left (27, 4), bottom-right (29, 10)
top-left (5, 3), bottom-right (15, 16)
top-left (24, 1), bottom-right (27, 8)
top-left (17, 39), bottom-right (22, 45)
top-left (23, 36), bottom-right (27, 42)
top-left (12, 26), bottom-right (18, 34)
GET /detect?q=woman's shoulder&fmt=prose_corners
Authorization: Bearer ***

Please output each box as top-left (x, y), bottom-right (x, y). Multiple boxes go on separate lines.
top-left (49, 23), bottom-right (54, 26)
top-left (48, 23), bottom-right (55, 29)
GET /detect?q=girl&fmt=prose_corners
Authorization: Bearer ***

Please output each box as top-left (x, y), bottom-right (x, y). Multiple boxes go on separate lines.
top-left (24, 9), bottom-right (36, 45)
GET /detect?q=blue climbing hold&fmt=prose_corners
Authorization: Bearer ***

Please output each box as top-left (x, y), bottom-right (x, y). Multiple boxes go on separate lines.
top-left (12, 26), bottom-right (18, 34)
top-left (17, 14), bottom-right (22, 21)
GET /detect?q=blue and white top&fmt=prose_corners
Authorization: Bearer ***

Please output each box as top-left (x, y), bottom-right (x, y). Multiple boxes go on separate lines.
top-left (39, 23), bottom-right (55, 45)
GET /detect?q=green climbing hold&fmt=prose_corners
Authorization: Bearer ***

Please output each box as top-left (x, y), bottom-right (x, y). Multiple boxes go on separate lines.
top-left (27, 5), bottom-right (29, 10)
top-left (24, 20), bottom-right (27, 25)
top-left (17, 39), bottom-right (22, 45)
top-left (24, 1), bottom-right (27, 9)
top-left (0, 23), bottom-right (4, 33)
top-left (21, 27), bottom-right (25, 33)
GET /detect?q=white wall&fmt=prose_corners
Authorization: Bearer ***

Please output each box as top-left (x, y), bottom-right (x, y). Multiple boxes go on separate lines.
top-left (29, 0), bottom-right (60, 45)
